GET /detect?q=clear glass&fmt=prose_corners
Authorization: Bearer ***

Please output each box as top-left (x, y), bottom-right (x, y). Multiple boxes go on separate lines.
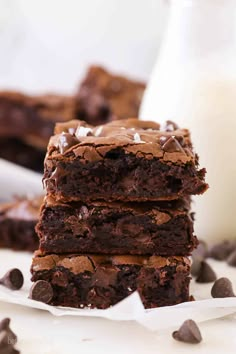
top-left (140, 0), bottom-right (236, 242)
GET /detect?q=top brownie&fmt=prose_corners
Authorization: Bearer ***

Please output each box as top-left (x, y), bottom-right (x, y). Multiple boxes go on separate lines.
top-left (76, 66), bottom-right (145, 125)
top-left (43, 118), bottom-right (208, 202)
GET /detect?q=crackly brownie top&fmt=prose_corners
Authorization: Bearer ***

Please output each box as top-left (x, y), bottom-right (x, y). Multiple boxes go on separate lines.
top-left (0, 196), bottom-right (43, 221)
top-left (48, 118), bottom-right (195, 165)
top-left (32, 251), bottom-right (190, 274)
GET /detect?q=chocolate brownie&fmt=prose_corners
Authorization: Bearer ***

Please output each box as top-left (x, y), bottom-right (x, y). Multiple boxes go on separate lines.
top-left (0, 137), bottom-right (45, 172)
top-left (37, 197), bottom-right (196, 256)
top-left (76, 66), bottom-right (146, 125)
top-left (0, 196), bottom-right (42, 251)
top-left (44, 118), bottom-right (208, 202)
top-left (0, 91), bottom-right (76, 150)
top-left (31, 252), bottom-right (191, 309)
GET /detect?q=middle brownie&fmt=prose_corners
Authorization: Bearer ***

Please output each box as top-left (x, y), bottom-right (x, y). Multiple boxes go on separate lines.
top-left (37, 197), bottom-right (196, 256)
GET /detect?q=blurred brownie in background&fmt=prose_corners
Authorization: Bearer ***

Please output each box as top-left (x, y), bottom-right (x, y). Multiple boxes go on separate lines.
top-left (0, 196), bottom-right (42, 251)
top-left (0, 138), bottom-right (45, 171)
top-left (0, 66), bottom-right (146, 171)
top-left (0, 92), bottom-right (76, 171)
top-left (76, 66), bottom-right (146, 125)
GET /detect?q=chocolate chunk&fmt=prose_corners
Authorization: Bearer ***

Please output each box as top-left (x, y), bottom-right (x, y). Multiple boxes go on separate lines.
top-left (0, 269), bottom-right (24, 290)
top-left (227, 249), bottom-right (236, 267)
top-left (211, 277), bottom-right (235, 298)
top-left (29, 280), bottom-right (54, 304)
top-left (161, 136), bottom-right (185, 153)
top-left (209, 240), bottom-right (236, 261)
top-left (195, 261), bottom-right (217, 283)
top-left (172, 319), bottom-right (202, 344)
top-left (165, 120), bottom-right (179, 132)
top-left (58, 133), bottom-right (79, 154)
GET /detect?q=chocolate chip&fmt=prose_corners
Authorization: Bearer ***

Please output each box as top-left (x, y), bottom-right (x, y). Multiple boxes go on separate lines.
top-left (191, 241), bottom-right (209, 277)
top-left (209, 240), bottom-right (236, 261)
top-left (29, 280), bottom-right (54, 304)
top-left (79, 206), bottom-right (89, 220)
top-left (0, 319), bottom-right (10, 332)
top-left (164, 120), bottom-right (179, 132)
top-left (211, 277), bottom-right (235, 298)
top-left (227, 249), bottom-right (236, 267)
top-left (51, 271), bottom-right (68, 287)
top-left (160, 136), bottom-right (185, 153)
top-left (58, 133), bottom-right (79, 154)
top-left (192, 240), bottom-right (208, 261)
top-left (191, 258), bottom-right (202, 277)
top-left (0, 269), bottom-right (24, 290)
top-left (0, 318), bottom-right (19, 353)
top-left (172, 319), bottom-right (202, 344)
top-left (195, 261), bottom-right (217, 283)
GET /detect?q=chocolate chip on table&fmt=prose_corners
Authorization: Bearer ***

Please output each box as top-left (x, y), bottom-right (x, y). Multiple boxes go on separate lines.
top-left (190, 259), bottom-right (202, 277)
top-left (195, 261), bottom-right (217, 283)
top-left (0, 318), bottom-right (17, 345)
top-left (29, 280), bottom-right (54, 304)
top-left (0, 269), bottom-right (24, 290)
top-left (209, 240), bottom-right (236, 261)
top-left (172, 319), bottom-right (202, 344)
top-left (191, 240), bottom-right (209, 277)
top-left (227, 249), bottom-right (236, 267)
top-left (192, 240), bottom-right (208, 261)
top-left (0, 318), bottom-right (19, 354)
top-left (211, 277), bottom-right (235, 298)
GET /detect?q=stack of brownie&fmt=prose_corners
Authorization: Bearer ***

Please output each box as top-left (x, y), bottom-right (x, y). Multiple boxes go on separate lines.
top-left (31, 118), bottom-right (208, 309)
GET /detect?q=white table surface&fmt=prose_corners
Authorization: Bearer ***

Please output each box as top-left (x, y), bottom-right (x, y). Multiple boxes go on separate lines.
top-left (1, 301), bottom-right (236, 354)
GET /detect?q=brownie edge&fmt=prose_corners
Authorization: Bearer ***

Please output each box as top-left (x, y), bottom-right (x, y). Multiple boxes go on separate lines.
top-left (44, 118), bottom-right (208, 202)
top-left (37, 197), bottom-right (197, 256)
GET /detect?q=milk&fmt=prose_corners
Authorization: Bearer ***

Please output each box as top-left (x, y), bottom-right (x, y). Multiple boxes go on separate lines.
top-left (140, 0), bottom-right (236, 242)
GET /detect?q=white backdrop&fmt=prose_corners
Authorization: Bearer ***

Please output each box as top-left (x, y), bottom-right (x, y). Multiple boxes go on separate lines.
top-left (0, 0), bottom-right (168, 93)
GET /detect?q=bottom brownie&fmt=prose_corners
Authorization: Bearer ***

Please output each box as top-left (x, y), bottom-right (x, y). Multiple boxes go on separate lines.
top-left (31, 252), bottom-right (191, 309)
top-left (0, 196), bottom-right (42, 251)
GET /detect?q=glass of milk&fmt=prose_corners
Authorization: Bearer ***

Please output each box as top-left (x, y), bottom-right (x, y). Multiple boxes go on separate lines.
top-left (140, 0), bottom-right (236, 242)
